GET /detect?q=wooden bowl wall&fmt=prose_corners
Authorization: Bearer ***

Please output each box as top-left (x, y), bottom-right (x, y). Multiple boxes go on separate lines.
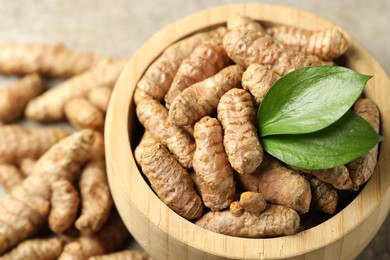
top-left (105, 3), bottom-right (390, 259)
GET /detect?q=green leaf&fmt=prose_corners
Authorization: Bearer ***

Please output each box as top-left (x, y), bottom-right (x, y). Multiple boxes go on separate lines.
top-left (258, 66), bottom-right (372, 136)
top-left (261, 110), bottom-right (383, 170)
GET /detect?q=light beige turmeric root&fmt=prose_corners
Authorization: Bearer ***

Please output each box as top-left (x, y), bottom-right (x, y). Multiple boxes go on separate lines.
top-left (19, 158), bottom-right (36, 177)
top-left (217, 88), bottom-right (263, 174)
top-left (237, 156), bottom-right (311, 213)
top-left (134, 136), bottom-right (203, 220)
top-left (0, 176), bottom-right (51, 252)
top-left (227, 13), bottom-right (265, 32)
top-left (134, 132), bottom-right (156, 163)
top-left (241, 63), bottom-right (280, 106)
top-left (0, 74), bottom-right (45, 123)
top-left (0, 164), bottom-right (25, 192)
top-left (31, 129), bottom-right (97, 185)
top-left (223, 27), bottom-right (330, 75)
top-left (308, 176), bottom-right (338, 215)
top-left (48, 180), bottom-right (80, 233)
top-left (88, 86), bottom-right (112, 113)
top-left (238, 191), bottom-right (266, 215)
top-left (64, 97), bottom-right (105, 132)
top-left (164, 38), bottom-right (231, 108)
top-left (58, 212), bottom-right (130, 260)
top-left (133, 88), bottom-right (152, 106)
top-left (0, 202), bottom-right (38, 252)
top-left (135, 26), bottom-right (227, 104)
top-left (136, 99), bottom-right (195, 168)
top-left (25, 58), bottom-right (127, 122)
top-left (0, 130), bottom-right (96, 253)
top-left (266, 26), bottom-right (349, 60)
top-left (89, 250), bottom-right (153, 260)
top-left (196, 204), bottom-right (300, 238)
top-left (0, 237), bottom-right (64, 260)
top-left (292, 165), bottom-right (353, 190)
top-left (230, 192), bottom-right (267, 217)
top-left (346, 98), bottom-right (380, 188)
top-left (169, 64), bottom-right (244, 126)
top-left (75, 160), bottom-right (113, 235)
top-left (0, 42), bottom-right (100, 77)
top-left (193, 116), bottom-right (235, 211)
top-left (0, 125), bottom-right (70, 164)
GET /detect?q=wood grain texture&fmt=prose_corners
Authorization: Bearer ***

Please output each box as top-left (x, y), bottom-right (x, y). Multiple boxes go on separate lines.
top-left (105, 3), bottom-right (390, 259)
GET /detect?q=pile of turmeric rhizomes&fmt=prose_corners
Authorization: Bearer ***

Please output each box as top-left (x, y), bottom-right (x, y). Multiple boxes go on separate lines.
top-left (134, 14), bottom-right (380, 238)
top-left (0, 43), bottom-right (151, 259)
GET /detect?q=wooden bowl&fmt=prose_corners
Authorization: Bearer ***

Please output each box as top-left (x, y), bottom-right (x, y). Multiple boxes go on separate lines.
top-left (105, 3), bottom-right (390, 259)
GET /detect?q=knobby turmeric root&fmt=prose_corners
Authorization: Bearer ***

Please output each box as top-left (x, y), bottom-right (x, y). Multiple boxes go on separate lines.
top-left (193, 116), bottom-right (235, 211)
top-left (169, 64), bottom-right (244, 126)
top-left (133, 88), bottom-right (153, 106)
top-left (31, 129), bottom-right (97, 186)
top-left (227, 13), bottom-right (265, 32)
top-left (19, 158), bottom-right (36, 177)
top-left (25, 58), bottom-right (127, 122)
top-left (134, 134), bottom-right (203, 220)
top-left (0, 73), bottom-right (45, 123)
top-left (75, 160), bottom-right (113, 235)
top-left (229, 201), bottom-right (244, 217)
top-left (133, 132), bottom-right (156, 163)
top-left (0, 125), bottom-right (70, 164)
top-left (0, 164), bottom-right (25, 192)
top-left (89, 250), bottom-right (153, 260)
top-left (88, 86), bottom-right (112, 113)
top-left (347, 98), bottom-right (380, 188)
top-left (266, 26), bottom-right (349, 60)
top-left (0, 237), bottom-right (64, 260)
top-left (135, 26), bottom-right (227, 104)
top-left (237, 156), bottom-right (311, 213)
top-left (196, 204), bottom-right (300, 238)
top-left (241, 63), bottom-right (280, 106)
top-left (0, 130), bottom-right (96, 253)
top-left (217, 88), bottom-right (263, 175)
top-left (164, 38), bottom-right (231, 108)
top-left (58, 212), bottom-right (130, 260)
top-left (307, 176), bottom-right (338, 215)
top-left (136, 98), bottom-right (195, 168)
top-left (238, 191), bottom-right (267, 215)
top-left (223, 26), bottom-right (330, 75)
top-left (0, 42), bottom-right (100, 77)
top-left (230, 191), bottom-right (266, 217)
top-left (64, 97), bottom-right (105, 132)
top-left (49, 180), bottom-right (80, 233)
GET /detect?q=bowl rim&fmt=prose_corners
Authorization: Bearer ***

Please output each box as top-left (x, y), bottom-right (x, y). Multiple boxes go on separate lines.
top-left (105, 3), bottom-right (390, 259)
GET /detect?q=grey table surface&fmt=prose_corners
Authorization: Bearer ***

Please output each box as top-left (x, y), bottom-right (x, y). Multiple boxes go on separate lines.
top-left (0, 0), bottom-right (389, 259)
